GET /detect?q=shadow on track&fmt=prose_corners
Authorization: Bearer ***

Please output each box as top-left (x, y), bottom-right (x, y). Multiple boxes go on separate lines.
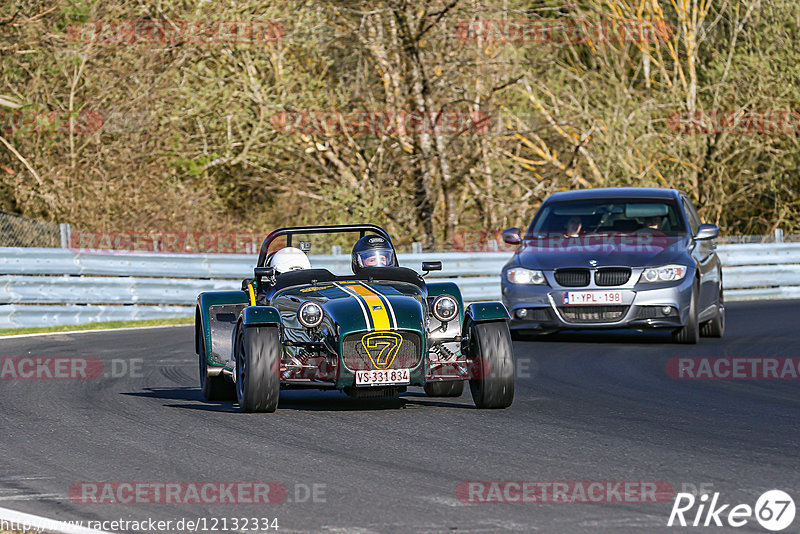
top-left (513, 329), bottom-right (677, 344)
top-left (122, 387), bottom-right (241, 412)
top-left (123, 387), bottom-right (473, 412)
top-left (273, 390), bottom-right (472, 411)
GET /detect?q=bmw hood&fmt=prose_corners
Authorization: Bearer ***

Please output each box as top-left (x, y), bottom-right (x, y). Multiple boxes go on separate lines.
top-left (514, 235), bottom-right (691, 270)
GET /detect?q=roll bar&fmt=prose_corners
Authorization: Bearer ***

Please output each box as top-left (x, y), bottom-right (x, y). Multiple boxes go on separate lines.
top-left (256, 224), bottom-right (393, 267)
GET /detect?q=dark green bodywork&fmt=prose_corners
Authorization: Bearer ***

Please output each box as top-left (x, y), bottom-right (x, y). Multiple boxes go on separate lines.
top-left (466, 301), bottom-right (510, 322)
top-left (196, 273), bottom-right (508, 390)
top-left (242, 306), bottom-right (281, 326)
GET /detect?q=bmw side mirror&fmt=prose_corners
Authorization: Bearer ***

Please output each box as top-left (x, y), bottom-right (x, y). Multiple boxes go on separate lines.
top-left (254, 266), bottom-right (275, 284)
top-left (502, 227), bottom-right (521, 245)
top-left (695, 223), bottom-right (719, 240)
top-left (421, 261), bottom-right (442, 277)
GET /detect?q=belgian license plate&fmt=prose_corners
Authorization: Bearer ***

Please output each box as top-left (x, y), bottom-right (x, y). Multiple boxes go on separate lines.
top-left (355, 369), bottom-right (410, 386)
top-left (563, 290), bottom-right (623, 305)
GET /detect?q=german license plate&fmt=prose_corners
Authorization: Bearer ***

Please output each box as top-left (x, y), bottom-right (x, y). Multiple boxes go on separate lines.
top-left (563, 290), bottom-right (623, 305)
top-left (355, 369), bottom-right (410, 386)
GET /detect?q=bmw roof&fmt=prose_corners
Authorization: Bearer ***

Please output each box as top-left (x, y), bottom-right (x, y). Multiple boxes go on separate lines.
top-left (545, 187), bottom-right (683, 202)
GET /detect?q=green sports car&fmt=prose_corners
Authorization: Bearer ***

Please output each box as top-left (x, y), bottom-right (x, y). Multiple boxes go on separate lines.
top-left (195, 224), bottom-right (515, 412)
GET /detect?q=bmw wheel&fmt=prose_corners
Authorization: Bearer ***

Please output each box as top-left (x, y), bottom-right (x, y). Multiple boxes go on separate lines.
top-left (673, 280), bottom-right (700, 344)
top-left (701, 284), bottom-right (725, 338)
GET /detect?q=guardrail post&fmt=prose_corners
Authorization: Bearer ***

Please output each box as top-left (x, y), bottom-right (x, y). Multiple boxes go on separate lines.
top-left (412, 242), bottom-right (422, 254)
top-left (331, 245), bottom-right (342, 255)
top-left (59, 223), bottom-right (71, 249)
top-left (775, 228), bottom-right (784, 243)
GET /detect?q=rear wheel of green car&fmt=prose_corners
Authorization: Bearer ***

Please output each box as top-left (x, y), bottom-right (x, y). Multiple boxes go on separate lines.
top-left (423, 380), bottom-right (464, 397)
top-left (198, 331), bottom-right (235, 401)
top-left (235, 324), bottom-right (280, 413)
top-left (467, 321), bottom-right (515, 409)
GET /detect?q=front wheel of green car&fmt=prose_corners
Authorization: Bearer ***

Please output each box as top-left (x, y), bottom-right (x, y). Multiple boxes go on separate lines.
top-left (198, 332), bottom-right (235, 401)
top-left (423, 380), bottom-right (464, 397)
top-left (235, 324), bottom-right (280, 413)
top-left (467, 321), bottom-right (515, 409)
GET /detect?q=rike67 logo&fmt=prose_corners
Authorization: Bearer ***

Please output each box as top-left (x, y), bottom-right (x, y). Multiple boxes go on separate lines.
top-left (668, 489), bottom-right (795, 531)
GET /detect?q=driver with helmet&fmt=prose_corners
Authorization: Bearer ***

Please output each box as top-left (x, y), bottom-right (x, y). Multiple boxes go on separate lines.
top-left (268, 246), bottom-right (311, 274)
top-left (351, 234), bottom-right (397, 274)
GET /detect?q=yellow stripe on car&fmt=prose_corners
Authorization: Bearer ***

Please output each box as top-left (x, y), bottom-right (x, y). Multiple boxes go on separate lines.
top-left (247, 283), bottom-right (256, 306)
top-left (349, 282), bottom-right (392, 330)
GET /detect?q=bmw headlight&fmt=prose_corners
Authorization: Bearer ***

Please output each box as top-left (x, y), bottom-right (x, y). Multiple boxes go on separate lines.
top-left (506, 267), bottom-right (546, 285)
top-left (432, 295), bottom-right (458, 322)
top-left (298, 302), bottom-right (324, 328)
top-left (639, 264), bottom-right (688, 283)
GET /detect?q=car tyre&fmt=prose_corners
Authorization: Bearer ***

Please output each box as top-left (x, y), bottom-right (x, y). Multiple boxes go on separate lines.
top-left (701, 285), bottom-right (725, 338)
top-left (235, 324), bottom-right (280, 413)
top-left (198, 331), bottom-right (236, 401)
top-left (423, 381), bottom-right (465, 397)
top-left (467, 320), bottom-right (515, 409)
top-left (673, 280), bottom-right (700, 344)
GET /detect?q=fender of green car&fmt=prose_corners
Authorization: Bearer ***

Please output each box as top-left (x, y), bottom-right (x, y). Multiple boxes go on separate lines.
top-left (241, 306), bottom-right (281, 326)
top-left (465, 302), bottom-right (510, 323)
top-left (425, 281), bottom-right (465, 325)
top-left (196, 290), bottom-right (250, 369)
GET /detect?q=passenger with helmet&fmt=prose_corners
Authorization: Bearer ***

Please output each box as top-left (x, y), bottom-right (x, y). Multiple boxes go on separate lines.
top-left (351, 234), bottom-right (397, 274)
top-left (268, 246), bottom-right (312, 275)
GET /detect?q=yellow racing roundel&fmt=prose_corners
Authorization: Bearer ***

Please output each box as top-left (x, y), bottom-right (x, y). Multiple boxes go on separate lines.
top-left (360, 332), bottom-right (403, 369)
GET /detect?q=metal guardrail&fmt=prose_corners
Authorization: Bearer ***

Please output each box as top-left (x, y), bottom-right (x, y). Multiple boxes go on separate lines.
top-left (0, 244), bottom-right (798, 328)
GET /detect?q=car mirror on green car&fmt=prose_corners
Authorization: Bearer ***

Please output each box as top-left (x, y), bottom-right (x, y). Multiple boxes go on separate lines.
top-left (421, 261), bottom-right (442, 276)
top-left (254, 266), bottom-right (275, 285)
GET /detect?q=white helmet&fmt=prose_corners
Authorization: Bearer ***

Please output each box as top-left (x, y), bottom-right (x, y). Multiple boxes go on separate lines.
top-left (268, 247), bottom-right (311, 274)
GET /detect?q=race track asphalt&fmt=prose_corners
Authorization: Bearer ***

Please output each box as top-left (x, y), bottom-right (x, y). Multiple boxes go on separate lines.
top-left (0, 300), bottom-right (798, 533)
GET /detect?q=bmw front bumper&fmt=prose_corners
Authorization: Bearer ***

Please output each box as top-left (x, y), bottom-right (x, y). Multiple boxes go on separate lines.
top-left (502, 269), bottom-right (694, 332)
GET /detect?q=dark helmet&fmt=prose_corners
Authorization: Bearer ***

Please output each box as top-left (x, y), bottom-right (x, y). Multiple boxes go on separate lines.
top-left (351, 234), bottom-right (397, 274)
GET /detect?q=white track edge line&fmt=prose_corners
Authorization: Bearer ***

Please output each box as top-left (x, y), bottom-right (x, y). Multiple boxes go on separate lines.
top-left (0, 505), bottom-right (110, 534)
top-left (0, 323), bottom-right (190, 340)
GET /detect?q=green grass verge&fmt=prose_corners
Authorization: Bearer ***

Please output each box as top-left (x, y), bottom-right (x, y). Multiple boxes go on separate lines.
top-left (0, 316), bottom-right (193, 336)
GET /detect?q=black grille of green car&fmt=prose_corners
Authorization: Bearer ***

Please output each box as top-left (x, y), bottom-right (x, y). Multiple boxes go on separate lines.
top-left (557, 305), bottom-right (629, 323)
top-left (342, 331), bottom-right (423, 371)
top-left (554, 268), bottom-right (590, 287)
top-left (595, 268), bottom-right (631, 286)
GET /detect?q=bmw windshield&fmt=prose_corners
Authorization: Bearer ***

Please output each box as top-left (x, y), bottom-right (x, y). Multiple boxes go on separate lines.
top-left (527, 199), bottom-right (687, 239)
